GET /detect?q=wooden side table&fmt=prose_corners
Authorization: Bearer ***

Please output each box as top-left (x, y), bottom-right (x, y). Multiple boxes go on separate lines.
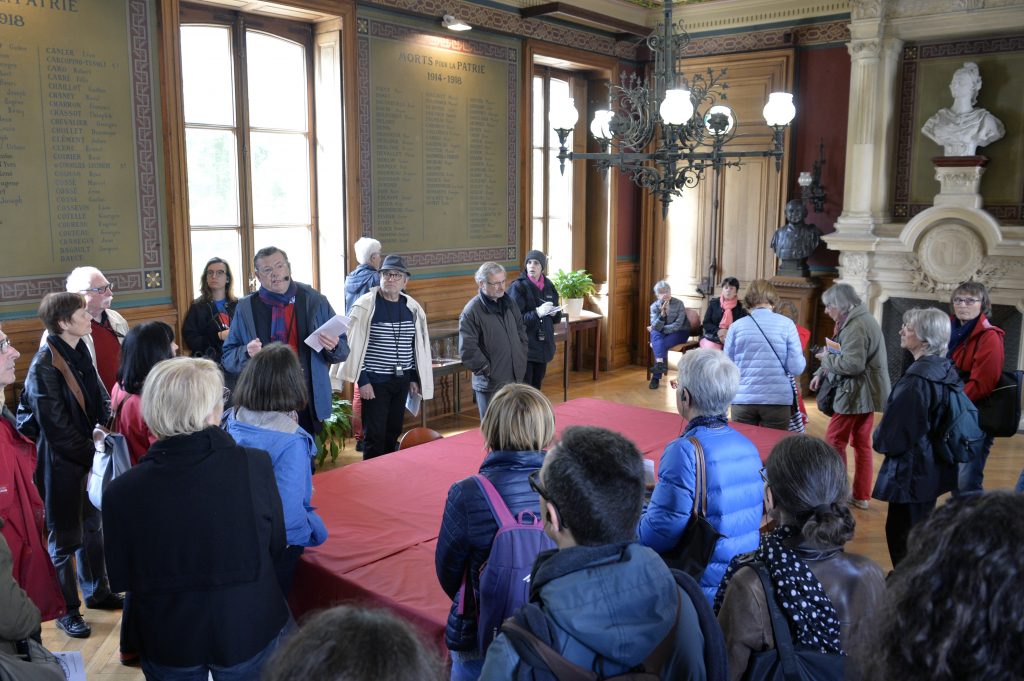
top-left (566, 311), bottom-right (603, 381)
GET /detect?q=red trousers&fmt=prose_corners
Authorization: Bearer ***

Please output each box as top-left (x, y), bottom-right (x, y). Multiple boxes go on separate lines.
top-left (826, 412), bottom-right (875, 501)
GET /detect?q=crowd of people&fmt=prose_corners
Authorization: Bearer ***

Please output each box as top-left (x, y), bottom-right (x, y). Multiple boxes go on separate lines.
top-left (0, 256), bottom-right (1020, 680)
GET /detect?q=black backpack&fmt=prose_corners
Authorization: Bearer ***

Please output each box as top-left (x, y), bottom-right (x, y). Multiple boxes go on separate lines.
top-left (933, 384), bottom-right (986, 464)
top-left (740, 563), bottom-right (845, 681)
top-left (499, 569), bottom-right (727, 681)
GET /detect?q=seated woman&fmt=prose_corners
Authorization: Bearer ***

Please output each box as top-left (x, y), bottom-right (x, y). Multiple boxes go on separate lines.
top-left (700, 277), bottom-right (746, 350)
top-left (716, 435), bottom-right (886, 681)
top-left (435, 383), bottom-right (555, 681)
top-left (648, 280), bottom-right (691, 390)
top-left (262, 605), bottom-right (442, 681)
top-left (224, 342), bottom-right (327, 596)
top-left (111, 321), bottom-right (178, 465)
top-left (182, 257), bottom-right (237, 363)
top-left (725, 279), bottom-right (805, 431)
top-left (102, 358), bottom-right (291, 680)
top-left (638, 348), bottom-right (764, 604)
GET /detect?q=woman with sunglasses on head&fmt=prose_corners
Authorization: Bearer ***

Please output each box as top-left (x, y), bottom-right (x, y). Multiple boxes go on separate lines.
top-left (716, 435), bottom-right (885, 681)
top-left (435, 384), bottom-right (555, 681)
top-left (947, 282), bottom-right (1004, 495)
top-left (182, 257), bottom-right (238, 364)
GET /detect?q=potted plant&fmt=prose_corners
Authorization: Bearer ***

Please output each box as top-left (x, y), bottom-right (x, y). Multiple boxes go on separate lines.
top-left (315, 392), bottom-right (353, 470)
top-left (551, 269), bottom-right (596, 319)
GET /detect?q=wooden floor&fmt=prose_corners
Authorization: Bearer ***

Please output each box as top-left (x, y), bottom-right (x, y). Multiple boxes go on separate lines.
top-left (42, 364), bottom-right (1024, 679)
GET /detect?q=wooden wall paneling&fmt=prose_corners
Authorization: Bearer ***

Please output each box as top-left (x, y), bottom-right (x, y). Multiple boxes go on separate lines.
top-left (719, 158), bottom-right (777, 282)
top-left (611, 261), bottom-right (639, 369)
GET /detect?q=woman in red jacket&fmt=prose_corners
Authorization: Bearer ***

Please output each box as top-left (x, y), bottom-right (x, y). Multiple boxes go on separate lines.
top-left (947, 282), bottom-right (1004, 495)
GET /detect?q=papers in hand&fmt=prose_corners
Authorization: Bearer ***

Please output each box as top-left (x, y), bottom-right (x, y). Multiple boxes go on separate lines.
top-left (825, 337), bottom-right (842, 354)
top-left (304, 314), bottom-right (351, 351)
top-left (406, 390), bottom-right (422, 417)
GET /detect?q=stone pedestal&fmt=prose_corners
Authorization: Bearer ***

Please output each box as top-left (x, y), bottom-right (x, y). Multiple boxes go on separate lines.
top-left (932, 156), bottom-right (988, 209)
top-left (771, 276), bottom-right (824, 391)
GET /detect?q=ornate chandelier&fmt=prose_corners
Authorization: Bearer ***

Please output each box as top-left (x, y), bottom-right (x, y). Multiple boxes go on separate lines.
top-left (549, 2), bottom-right (796, 218)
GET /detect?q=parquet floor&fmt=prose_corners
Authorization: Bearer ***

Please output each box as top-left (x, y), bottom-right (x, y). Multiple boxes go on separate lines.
top-left (41, 365), bottom-right (1024, 679)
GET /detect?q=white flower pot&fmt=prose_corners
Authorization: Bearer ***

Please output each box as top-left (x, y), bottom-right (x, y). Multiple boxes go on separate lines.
top-left (564, 298), bottom-right (584, 320)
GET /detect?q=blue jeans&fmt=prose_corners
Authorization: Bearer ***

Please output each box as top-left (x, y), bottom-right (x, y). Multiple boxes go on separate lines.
top-left (450, 650), bottom-right (485, 681)
top-left (474, 390), bottom-right (494, 418)
top-left (649, 328), bottom-right (690, 379)
top-left (954, 432), bottom-right (995, 496)
top-left (140, 623), bottom-right (290, 681)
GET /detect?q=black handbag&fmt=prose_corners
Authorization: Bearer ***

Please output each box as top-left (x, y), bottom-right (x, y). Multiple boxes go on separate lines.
top-left (974, 369), bottom-right (1023, 437)
top-left (815, 373), bottom-right (838, 417)
top-left (741, 564), bottom-right (846, 681)
top-left (660, 437), bottom-right (723, 580)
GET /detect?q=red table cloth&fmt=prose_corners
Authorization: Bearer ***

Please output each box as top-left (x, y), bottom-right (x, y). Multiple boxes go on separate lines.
top-left (289, 398), bottom-right (788, 648)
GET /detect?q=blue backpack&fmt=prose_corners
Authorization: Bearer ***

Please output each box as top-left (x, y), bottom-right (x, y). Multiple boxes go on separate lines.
top-left (458, 474), bottom-right (555, 653)
top-left (934, 384), bottom-right (986, 464)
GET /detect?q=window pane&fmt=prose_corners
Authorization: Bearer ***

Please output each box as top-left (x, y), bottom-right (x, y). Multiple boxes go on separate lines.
top-left (548, 78), bottom-right (571, 148)
top-left (532, 148), bottom-right (545, 218)
top-left (531, 218), bottom-right (544, 254)
top-left (250, 131), bottom-right (311, 225)
top-left (547, 216), bottom-right (571, 275)
top-left (532, 76), bottom-right (544, 148)
top-left (190, 229), bottom-right (243, 299)
top-left (186, 128), bottom-right (240, 226)
top-left (548, 153), bottom-right (572, 220)
top-left (247, 31), bottom-right (307, 131)
top-left (254, 226), bottom-right (312, 286)
top-left (181, 25), bottom-right (235, 126)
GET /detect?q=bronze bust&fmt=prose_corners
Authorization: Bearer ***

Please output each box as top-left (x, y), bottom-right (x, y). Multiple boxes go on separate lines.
top-left (771, 200), bottom-right (821, 277)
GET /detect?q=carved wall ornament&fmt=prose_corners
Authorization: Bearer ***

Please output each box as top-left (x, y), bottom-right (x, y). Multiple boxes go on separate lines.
top-left (850, 0), bottom-right (885, 21)
top-left (918, 223), bottom-right (984, 284)
top-left (847, 39), bottom-right (881, 59)
top-left (840, 252), bottom-right (869, 280)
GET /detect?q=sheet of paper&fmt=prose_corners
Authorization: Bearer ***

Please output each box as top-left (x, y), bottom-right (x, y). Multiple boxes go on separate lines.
top-left (825, 337), bottom-right (842, 354)
top-left (304, 314), bottom-right (351, 352)
top-left (53, 651), bottom-right (86, 681)
top-left (406, 390), bottom-right (422, 417)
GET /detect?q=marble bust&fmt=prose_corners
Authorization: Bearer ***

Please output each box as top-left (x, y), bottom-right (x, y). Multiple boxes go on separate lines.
top-left (771, 200), bottom-right (821, 278)
top-left (921, 62), bottom-right (1005, 157)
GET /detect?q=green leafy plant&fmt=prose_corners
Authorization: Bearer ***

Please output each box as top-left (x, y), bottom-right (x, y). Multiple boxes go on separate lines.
top-left (551, 268), bottom-right (596, 299)
top-left (315, 392), bottom-right (352, 469)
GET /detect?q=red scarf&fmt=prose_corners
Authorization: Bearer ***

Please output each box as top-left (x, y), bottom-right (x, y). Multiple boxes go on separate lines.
top-left (719, 295), bottom-right (738, 329)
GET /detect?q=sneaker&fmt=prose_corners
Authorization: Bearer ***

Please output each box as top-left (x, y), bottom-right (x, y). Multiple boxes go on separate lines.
top-left (56, 613), bottom-right (91, 639)
top-left (86, 592), bottom-right (124, 610)
top-left (649, 377), bottom-right (660, 390)
top-left (850, 498), bottom-right (869, 510)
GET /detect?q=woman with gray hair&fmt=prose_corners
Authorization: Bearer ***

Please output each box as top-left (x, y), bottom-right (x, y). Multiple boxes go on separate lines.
top-left (647, 280), bottom-right (690, 389)
top-left (871, 308), bottom-right (959, 568)
top-left (342, 237), bottom-right (382, 452)
top-left (102, 358), bottom-right (291, 678)
top-left (811, 283), bottom-right (890, 509)
top-left (638, 348), bottom-right (764, 604)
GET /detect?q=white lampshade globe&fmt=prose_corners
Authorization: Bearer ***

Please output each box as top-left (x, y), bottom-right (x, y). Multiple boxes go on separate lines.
top-left (590, 110), bottom-right (614, 140)
top-left (659, 89), bottom-right (694, 126)
top-left (763, 92), bottom-right (795, 127)
top-left (551, 98), bottom-right (579, 130)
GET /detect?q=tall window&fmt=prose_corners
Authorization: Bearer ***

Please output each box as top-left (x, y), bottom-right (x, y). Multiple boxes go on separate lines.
top-left (180, 7), bottom-right (315, 295)
top-left (531, 68), bottom-right (574, 274)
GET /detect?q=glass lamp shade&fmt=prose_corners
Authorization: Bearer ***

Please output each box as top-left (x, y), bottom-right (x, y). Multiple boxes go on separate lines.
top-left (762, 92), bottom-right (796, 127)
top-left (703, 104), bottom-right (735, 136)
top-left (798, 171), bottom-right (813, 188)
top-left (659, 89), bottom-right (694, 126)
top-left (590, 109), bottom-right (614, 140)
top-left (550, 97), bottom-right (580, 131)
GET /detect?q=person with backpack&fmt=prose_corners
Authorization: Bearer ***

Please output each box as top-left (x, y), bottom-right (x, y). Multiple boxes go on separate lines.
top-left (716, 435), bottom-right (886, 681)
top-left (480, 425), bottom-right (723, 681)
top-left (872, 308), bottom-right (961, 568)
top-left (947, 281), bottom-right (1005, 495)
top-left (435, 383), bottom-right (556, 681)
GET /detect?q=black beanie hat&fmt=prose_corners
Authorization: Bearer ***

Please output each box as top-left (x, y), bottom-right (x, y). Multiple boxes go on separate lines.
top-left (524, 250), bottom-right (547, 272)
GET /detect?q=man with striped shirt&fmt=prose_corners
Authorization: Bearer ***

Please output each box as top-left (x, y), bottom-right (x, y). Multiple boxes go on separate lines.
top-left (339, 255), bottom-right (433, 459)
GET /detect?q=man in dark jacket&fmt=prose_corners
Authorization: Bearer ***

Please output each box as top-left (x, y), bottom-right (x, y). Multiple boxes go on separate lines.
top-left (459, 262), bottom-right (528, 417)
top-left (480, 426), bottom-right (710, 681)
top-left (507, 250), bottom-right (561, 390)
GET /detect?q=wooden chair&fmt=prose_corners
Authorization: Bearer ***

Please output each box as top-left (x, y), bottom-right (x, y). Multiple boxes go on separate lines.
top-left (646, 307), bottom-right (702, 380)
top-left (398, 426), bottom-right (443, 450)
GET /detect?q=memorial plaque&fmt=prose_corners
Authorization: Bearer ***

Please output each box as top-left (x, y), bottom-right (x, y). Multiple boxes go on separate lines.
top-left (0, 0), bottom-right (165, 316)
top-left (357, 13), bottom-right (518, 273)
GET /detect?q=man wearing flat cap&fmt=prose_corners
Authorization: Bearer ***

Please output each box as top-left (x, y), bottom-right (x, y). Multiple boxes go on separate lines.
top-left (339, 255), bottom-right (433, 459)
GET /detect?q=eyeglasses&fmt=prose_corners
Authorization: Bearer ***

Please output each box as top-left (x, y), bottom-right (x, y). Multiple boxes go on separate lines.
top-left (484, 279), bottom-right (506, 288)
top-left (759, 467), bottom-right (769, 485)
top-left (222, 386), bottom-right (232, 404)
top-left (529, 470), bottom-right (566, 528)
top-left (207, 269), bottom-right (228, 278)
top-left (952, 297), bottom-right (980, 305)
top-left (256, 262), bottom-right (289, 277)
top-left (0, 337), bottom-right (11, 353)
top-left (81, 283), bottom-right (113, 294)
top-left (381, 271), bottom-right (406, 280)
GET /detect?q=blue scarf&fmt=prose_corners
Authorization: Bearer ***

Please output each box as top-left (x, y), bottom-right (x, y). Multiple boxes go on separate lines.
top-left (947, 315), bottom-right (978, 358)
top-left (258, 282), bottom-right (297, 343)
top-left (683, 413), bottom-right (728, 436)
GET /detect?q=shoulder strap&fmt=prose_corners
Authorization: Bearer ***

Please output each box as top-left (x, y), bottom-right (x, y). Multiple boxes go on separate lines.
top-left (502, 620), bottom-right (597, 681)
top-left (687, 437), bottom-right (709, 519)
top-left (47, 339), bottom-right (87, 416)
top-left (748, 314), bottom-right (787, 372)
top-left (751, 563), bottom-right (802, 681)
top-left (472, 474), bottom-right (516, 528)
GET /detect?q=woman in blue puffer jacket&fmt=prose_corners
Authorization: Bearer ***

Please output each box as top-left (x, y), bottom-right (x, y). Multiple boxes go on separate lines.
top-left (223, 343), bottom-right (327, 597)
top-left (435, 384), bottom-right (555, 681)
top-left (638, 348), bottom-right (765, 604)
